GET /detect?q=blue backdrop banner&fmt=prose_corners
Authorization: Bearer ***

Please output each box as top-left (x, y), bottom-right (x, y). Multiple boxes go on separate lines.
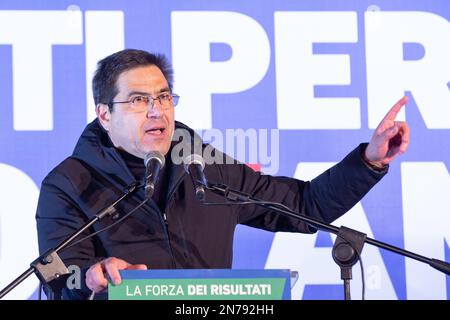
top-left (0, 0), bottom-right (448, 300)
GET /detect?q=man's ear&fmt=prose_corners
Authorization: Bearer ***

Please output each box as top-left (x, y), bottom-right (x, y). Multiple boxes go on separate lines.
top-left (96, 103), bottom-right (111, 131)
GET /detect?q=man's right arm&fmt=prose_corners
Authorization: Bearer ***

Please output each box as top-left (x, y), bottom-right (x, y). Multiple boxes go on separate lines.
top-left (36, 172), bottom-right (103, 299)
top-left (36, 172), bottom-right (147, 298)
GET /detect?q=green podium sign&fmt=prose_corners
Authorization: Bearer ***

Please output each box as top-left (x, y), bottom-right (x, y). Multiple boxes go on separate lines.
top-left (109, 269), bottom-right (294, 300)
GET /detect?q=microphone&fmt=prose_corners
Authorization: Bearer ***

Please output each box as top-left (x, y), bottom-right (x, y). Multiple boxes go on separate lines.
top-left (144, 151), bottom-right (165, 199)
top-left (183, 154), bottom-right (208, 202)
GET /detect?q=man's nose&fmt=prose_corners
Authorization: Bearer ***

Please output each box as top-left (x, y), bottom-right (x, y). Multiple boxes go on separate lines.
top-left (146, 99), bottom-right (164, 118)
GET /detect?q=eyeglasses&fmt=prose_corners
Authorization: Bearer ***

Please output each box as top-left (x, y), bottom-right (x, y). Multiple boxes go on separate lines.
top-left (108, 92), bottom-right (180, 111)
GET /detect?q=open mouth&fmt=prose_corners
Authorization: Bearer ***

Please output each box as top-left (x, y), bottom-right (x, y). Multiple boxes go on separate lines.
top-left (145, 127), bottom-right (166, 136)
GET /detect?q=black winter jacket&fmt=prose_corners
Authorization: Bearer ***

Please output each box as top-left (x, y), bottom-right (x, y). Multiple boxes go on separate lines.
top-left (36, 119), bottom-right (386, 299)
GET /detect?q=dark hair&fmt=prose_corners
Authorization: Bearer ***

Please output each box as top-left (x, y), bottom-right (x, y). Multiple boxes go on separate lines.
top-left (92, 49), bottom-right (174, 111)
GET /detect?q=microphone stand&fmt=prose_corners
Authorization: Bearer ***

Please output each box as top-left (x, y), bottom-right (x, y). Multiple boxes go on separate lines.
top-left (0, 181), bottom-right (142, 300)
top-left (206, 182), bottom-right (450, 300)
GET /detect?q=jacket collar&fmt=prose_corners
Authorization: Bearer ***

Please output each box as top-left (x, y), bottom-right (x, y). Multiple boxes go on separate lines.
top-left (71, 118), bottom-right (190, 200)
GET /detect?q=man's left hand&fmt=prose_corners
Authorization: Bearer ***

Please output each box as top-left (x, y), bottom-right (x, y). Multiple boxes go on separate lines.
top-left (365, 96), bottom-right (410, 168)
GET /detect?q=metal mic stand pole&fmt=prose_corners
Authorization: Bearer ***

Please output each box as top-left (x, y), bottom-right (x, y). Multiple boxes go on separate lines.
top-left (0, 182), bottom-right (141, 300)
top-left (206, 183), bottom-right (450, 300)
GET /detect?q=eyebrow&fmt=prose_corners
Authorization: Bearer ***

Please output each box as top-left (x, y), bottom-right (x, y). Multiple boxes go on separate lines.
top-left (158, 87), bottom-right (170, 94)
top-left (126, 87), bottom-right (170, 98)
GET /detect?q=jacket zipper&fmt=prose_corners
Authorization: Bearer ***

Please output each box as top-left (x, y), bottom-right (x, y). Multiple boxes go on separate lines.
top-left (146, 202), bottom-right (176, 268)
top-left (111, 147), bottom-right (181, 268)
top-left (154, 173), bottom-right (186, 269)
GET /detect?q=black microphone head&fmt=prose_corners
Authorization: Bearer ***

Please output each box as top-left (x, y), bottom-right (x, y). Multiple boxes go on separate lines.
top-left (144, 150), bottom-right (166, 169)
top-left (182, 154), bottom-right (205, 173)
top-left (183, 154), bottom-right (207, 202)
top-left (143, 151), bottom-right (165, 199)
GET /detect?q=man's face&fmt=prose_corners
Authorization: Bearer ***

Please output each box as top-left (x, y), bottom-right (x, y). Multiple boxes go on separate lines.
top-left (97, 65), bottom-right (175, 158)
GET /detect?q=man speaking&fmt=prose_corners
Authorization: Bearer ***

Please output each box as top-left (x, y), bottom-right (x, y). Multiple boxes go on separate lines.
top-left (36, 49), bottom-right (409, 299)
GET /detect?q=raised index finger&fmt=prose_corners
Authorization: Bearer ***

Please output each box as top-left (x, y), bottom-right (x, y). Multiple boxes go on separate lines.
top-left (381, 96), bottom-right (408, 122)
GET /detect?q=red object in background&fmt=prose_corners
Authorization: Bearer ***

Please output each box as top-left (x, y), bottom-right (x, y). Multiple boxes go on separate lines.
top-left (246, 163), bottom-right (261, 172)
